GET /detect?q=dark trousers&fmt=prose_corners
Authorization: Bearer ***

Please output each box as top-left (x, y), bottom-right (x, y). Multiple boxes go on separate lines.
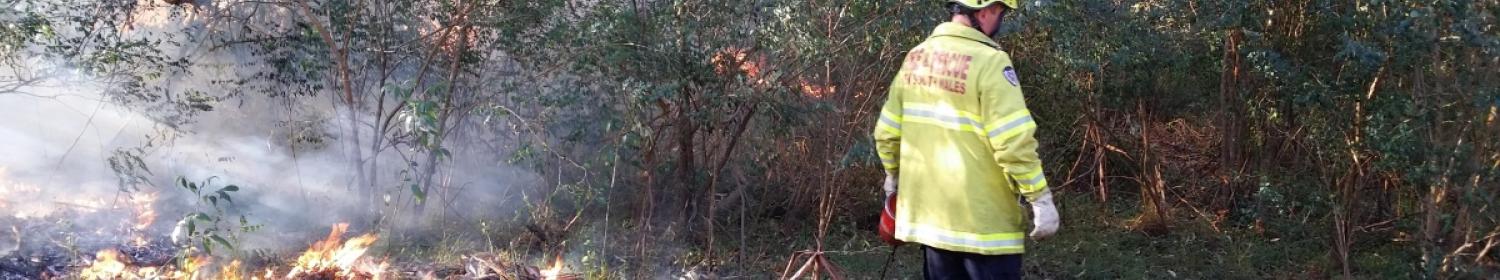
top-left (922, 246), bottom-right (1023, 280)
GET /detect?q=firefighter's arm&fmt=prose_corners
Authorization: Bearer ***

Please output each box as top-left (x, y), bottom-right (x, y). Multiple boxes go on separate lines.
top-left (873, 76), bottom-right (904, 196)
top-left (873, 77), bottom-right (904, 174)
top-left (980, 52), bottom-right (1050, 202)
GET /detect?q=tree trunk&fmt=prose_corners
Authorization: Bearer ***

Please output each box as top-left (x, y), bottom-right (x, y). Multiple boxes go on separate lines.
top-left (1217, 29), bottom-right (1247, 213)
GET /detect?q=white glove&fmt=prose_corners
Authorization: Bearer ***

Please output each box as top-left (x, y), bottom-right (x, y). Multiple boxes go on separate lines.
top-left (1028, 191), bottom-right (1060, 239)
top-left (882, 173), bottom-right (898, 197)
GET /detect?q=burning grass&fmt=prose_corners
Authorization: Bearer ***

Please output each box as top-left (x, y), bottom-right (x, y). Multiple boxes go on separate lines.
top-left (0, 170), bottom-right (582, 280)
top-left (2, 215), bottom-right (576, 280)
top-left (72, 223), bottom-right (389, 280)
top-left (0, 213), bottom-right (179, 279)
top-left (0, 196), bottom-right (397, 280)
top-left (0, 169), bottom-right (182, 279)
top-left (78, 249), bottom-right (211, 279)
top-left (284, 223), bottom-right (387, 280)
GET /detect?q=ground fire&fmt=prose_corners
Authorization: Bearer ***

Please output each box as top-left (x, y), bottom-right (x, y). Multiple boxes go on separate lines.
top-left (284, 223), bottom-right (386, 280)
top-left (0, 166), bottom-right (589, 280)
top-left (50, 223), bottom-right (390, 280)
top-left (537, 256), bottom-right (564, 280)
top-left (78, 249), bottom-right (210, 279)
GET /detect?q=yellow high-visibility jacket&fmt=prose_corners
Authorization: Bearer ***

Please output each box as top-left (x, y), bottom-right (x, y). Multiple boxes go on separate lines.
top-left (873, 22), bottom-right (1050, 255)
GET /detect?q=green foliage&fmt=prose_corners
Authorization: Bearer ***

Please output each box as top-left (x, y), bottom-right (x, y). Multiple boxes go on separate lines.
top-left (173, 176), bottom-right (258, 257)
top-left (5, 0), bottom-right (1495, 277)
top-left (494, 0), bottom-right (1496, 275)
top-left (106, 145), bottom-right (154, 192)
top-left (1011, 0), bottom-right (1500, 277)
top-left (5, 0), bottom-right (204, 126)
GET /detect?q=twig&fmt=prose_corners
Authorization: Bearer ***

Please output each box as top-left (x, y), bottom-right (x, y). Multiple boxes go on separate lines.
top-left (44, 98), bottom-right (106, 188)
top-left (877, 246), bottom-right (898, 280)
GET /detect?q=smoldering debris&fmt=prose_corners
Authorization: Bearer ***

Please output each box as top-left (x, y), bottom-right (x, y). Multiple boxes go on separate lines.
top-left (0, 207), bottom-right (175, 279)
top-left (0, 205), bottom-right (394, 280)
top-left (0, 208), bottom-right (586, 280)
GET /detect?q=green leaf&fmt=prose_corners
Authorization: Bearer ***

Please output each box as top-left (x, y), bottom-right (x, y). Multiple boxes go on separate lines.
top-left (210, 235), bottom-right (233, 250)
top-left (221, 185), bottom-right (239, 192)
top-left (411, 183), bottom-right (426, 204)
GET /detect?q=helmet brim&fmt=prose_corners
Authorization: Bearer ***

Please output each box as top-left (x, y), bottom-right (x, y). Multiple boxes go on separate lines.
top-left (945, 0), bottom-right (1015, 10)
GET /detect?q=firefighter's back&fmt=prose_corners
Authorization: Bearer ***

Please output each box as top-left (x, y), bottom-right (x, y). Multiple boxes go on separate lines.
top-left (885, 22), bottom-right (1028, 255)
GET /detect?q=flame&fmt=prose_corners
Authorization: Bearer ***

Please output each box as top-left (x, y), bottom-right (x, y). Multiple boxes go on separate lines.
top-left (79, 249), bottom-right (213, 280)
top-left (127, 192), bottom-right (158, 248)
top-left (220, 260), bottom-right (242, 280)
top-left (713, 48), bottom-right (763, 82)
top-left (0, 167), bottom-right (162, 224)
top-left (181, 255), bottom-right (213, 278)
top-left (130, 235), bottom-right (151, 248)
top-left (80, 249), bottom-right (130, 279)
top-left (129, 192), bottom-right (159, 230)
top-left (0, 167), bottom-right (44, 217)
top-left (286, 223), bottom-right (386, 279)
top-left (799, 82), bottom-right (836, 99)
top-left (540, 255), bottom-right (564, 280)
top-left (712, 48), bottom-right (835, 98)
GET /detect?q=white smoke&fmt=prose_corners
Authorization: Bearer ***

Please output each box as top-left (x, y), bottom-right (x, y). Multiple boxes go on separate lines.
top-left (1, 63), bottom-right (543, 252)
top-left (0, 1), bottom-right (546, 253)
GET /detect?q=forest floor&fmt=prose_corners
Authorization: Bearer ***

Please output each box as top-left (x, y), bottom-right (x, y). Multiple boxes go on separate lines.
top-left (0, 188), bottom-right (1425, 279)
top-left (715, 192), bottom-right (1426, 279)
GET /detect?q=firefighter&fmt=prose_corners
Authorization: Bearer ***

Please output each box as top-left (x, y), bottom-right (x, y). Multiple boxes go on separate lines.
top-left (873, 0), bottom-right (1058, 278)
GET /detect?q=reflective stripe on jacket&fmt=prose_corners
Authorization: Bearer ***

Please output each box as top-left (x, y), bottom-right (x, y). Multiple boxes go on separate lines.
top-left (872, 22), bottom-right (1049, 255)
